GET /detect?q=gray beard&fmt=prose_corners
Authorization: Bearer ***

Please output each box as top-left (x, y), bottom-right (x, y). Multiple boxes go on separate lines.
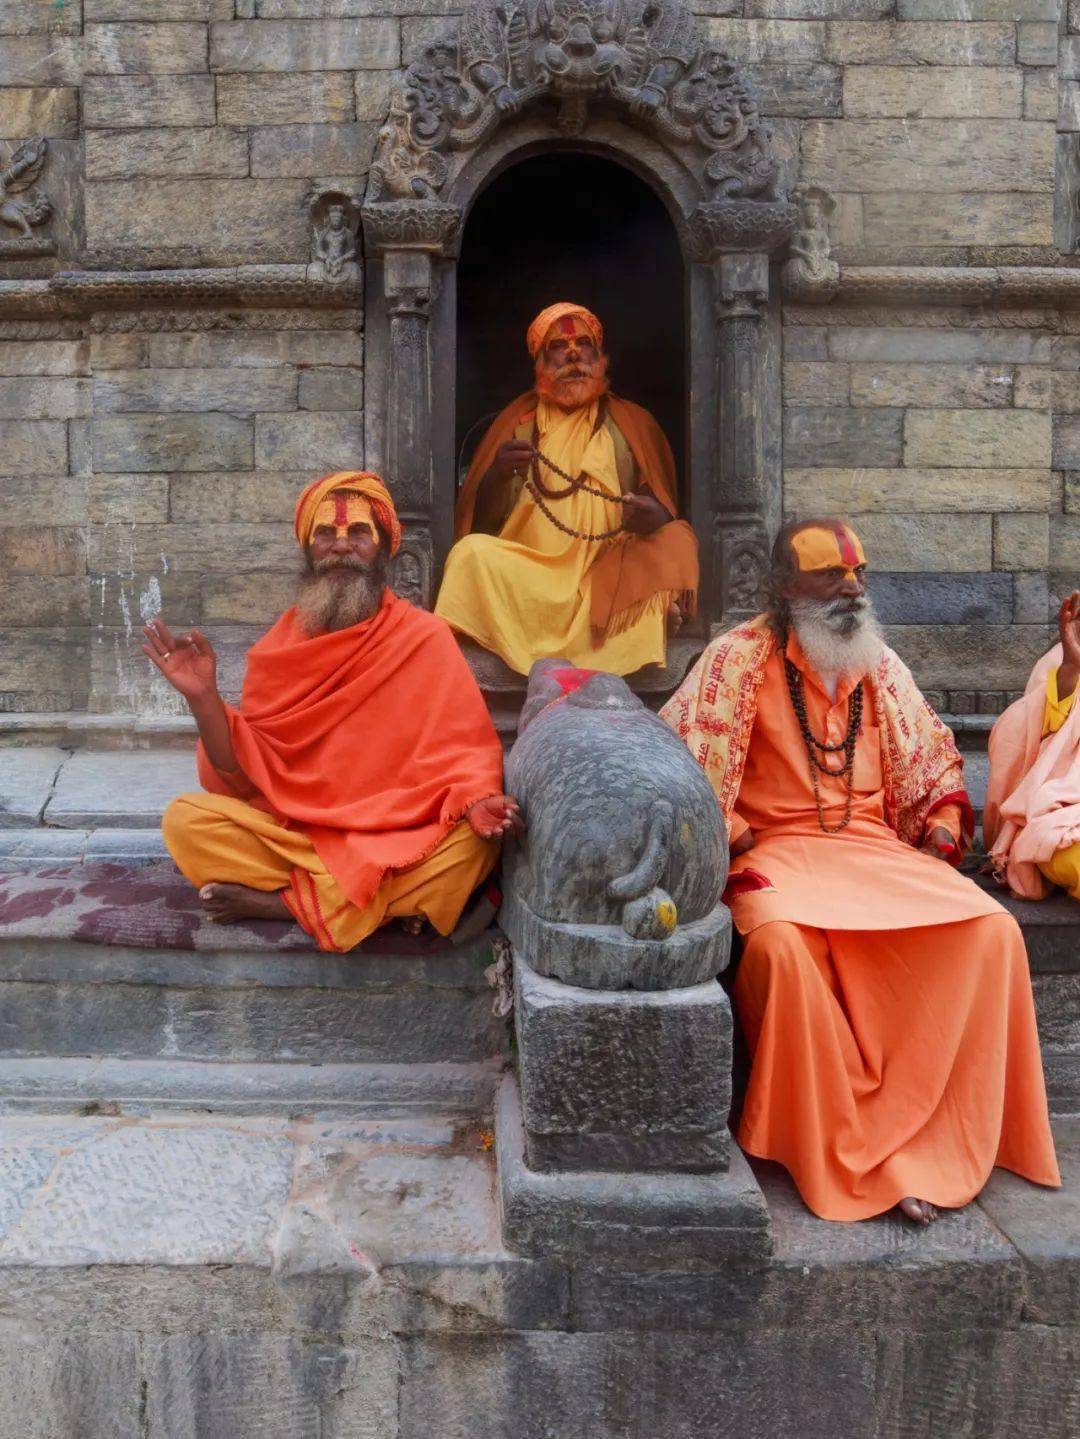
top-left (790, 594), bottom-right (884, 686)
top-left (295, 553), bottom-right (388, 636)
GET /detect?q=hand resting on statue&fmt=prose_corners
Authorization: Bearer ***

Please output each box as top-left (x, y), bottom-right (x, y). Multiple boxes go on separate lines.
top-left (467, 794), bottom-right (525, 841)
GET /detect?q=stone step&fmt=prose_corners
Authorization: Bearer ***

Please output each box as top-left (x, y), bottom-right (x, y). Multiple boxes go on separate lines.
top-left (0, 1055), bottom-right (501, 1119)
top-left (0, 1110), bottom-right (1073, 1437)
top-left (0, 933), bottom-right (508, 1068)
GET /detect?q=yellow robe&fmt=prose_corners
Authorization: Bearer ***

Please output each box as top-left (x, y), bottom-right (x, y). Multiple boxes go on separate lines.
top-left (1036, 668), bottom-right (1080, 896)
top-left (162, 792), bottom-right (497, 953)
top-left (435, 398), bottom-right (667, 676)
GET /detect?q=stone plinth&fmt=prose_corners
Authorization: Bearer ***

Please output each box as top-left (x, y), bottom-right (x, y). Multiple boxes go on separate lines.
top-left (514, 954), bottom-right (732, 1174)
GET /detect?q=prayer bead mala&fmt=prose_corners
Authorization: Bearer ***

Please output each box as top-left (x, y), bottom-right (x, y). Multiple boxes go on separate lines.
top-left (783, 655), bottom-right (864, 835)
top-left (522, 446), bottom-right (626, 543)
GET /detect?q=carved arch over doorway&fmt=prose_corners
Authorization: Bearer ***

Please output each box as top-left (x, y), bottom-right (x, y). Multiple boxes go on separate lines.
top-left (361, 0), bottom-right (797, 629)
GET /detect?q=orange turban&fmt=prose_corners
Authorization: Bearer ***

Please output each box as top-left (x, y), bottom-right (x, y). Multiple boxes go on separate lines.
top-left (526, 303), bottom-right (604, 360)
top-left (294, 471), bottom-right (402, 556)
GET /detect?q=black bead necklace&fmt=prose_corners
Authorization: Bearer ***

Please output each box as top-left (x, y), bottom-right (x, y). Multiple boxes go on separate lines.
top-left (783, 655), bottom-right (864, 835)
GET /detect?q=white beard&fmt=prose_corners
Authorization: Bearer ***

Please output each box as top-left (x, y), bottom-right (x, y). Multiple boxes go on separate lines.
top-left (790, 595), bottom-right (884, 698)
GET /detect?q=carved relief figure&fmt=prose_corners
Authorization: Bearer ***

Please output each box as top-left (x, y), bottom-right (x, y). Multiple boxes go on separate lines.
top-left (0, 137), bottom-right (52, 241)
top-left (782, 183), bottom-right (839, 299)
top-left (308, 188), bottom-right (361, 281)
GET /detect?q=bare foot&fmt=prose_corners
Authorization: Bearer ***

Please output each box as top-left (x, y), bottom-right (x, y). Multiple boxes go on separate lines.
top-left (198, 882), bottom-right (290, 925)
top-left (897, 1197), bottom-right (939, 1226)
top-left (667, 599), bottom-right (684, 637)
top-left (400, 915), bottom-right (426, 936)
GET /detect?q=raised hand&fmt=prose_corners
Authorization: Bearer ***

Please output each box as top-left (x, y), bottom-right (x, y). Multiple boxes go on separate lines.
top-left (141, 619), bottom-right (219, 706)
top-left (1057, 590), bottom-right (1080, 702)
top-left (486, 439), bottom-right (536, 485)
top-left (467, 794), bottom-right (525, 841)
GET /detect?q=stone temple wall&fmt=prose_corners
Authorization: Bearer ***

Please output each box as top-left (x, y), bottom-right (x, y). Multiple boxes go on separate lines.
top-left (0, 0), bottom-right (1077, 714)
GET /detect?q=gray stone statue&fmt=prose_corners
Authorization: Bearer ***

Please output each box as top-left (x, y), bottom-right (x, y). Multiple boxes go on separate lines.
top-left (782, 182), bottom-right (839, 300)
top-left (502, 659), bottom-right (730, 989)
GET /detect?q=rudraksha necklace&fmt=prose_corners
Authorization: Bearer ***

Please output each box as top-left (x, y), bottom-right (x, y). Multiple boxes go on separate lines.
top-left (521, 399), bottom-right (626, 543)
top-left (783, 655), bottom-right (864, 835)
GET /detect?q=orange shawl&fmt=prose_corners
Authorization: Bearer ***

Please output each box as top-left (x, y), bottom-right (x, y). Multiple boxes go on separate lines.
top-left (455, 390), bottom-right (699, 637)
top-left (661, 615), bottom-right (973, 855)
top-left (198, 591), bottom-right (504, 909)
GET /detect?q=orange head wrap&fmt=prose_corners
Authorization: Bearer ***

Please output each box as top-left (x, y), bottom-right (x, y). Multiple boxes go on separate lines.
top-left (294, 471), bottom-right (402, 556)
top-left (526, 302), bottom-right (604, 361)
top-left (790, 521), bottom-right (866, 582)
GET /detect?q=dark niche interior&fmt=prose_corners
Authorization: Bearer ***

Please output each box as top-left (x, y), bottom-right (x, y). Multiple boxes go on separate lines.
top-left (455, 151), bottom-right (686, 496)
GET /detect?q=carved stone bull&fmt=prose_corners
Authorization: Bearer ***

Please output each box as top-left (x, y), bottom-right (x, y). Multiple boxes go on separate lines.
top-left (502, 659), bottom-right (731, 990)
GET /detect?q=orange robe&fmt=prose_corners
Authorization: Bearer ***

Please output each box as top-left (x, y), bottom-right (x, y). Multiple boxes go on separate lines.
top-left (665, 628), bottom-right (1060, 1220)
top-left (163, 590), bottom-right (505, 952)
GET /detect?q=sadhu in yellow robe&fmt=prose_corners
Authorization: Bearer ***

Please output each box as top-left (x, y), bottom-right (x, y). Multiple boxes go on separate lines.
top-left (663, 616), bottom-right (1060, 1220)
top-left (436, 306), bottom-right (698, 677)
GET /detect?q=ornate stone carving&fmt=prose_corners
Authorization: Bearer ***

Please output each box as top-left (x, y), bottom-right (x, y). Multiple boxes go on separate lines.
top-left (781, 184), bottom-right (839, 302)
top-left (307, 186), bottom-right (362, 282)
top-left (689, 197), bottom-right (797, 259)
top-left (367, 0), bottom-right (779, 215)
top-left (718, 528), bottom-right (769, 614)
top-left (361, 199), bottom-right (463, 256)
top-left (0, 137), bottom-right (55, 258)
top-left (391, 534), bottom-right (433, 606)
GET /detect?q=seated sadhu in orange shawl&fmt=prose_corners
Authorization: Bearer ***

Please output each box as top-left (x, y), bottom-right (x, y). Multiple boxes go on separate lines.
top-left (662, 518), bottom-right (1059, 1224)
top-left (144, 473), bottom-right (519, 953)
top-left (435, 302), bottom-right (699, 676)
top-left (985, 589), bottom-right (1080, 902)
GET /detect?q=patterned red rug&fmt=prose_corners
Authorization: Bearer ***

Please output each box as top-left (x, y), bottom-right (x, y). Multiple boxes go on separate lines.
top-left (0, 861), bottom-right (498, 954)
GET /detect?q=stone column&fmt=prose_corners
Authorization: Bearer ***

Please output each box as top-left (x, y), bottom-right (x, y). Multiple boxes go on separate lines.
top-left (714, 251), bottom-right (773, 625)
top-left (361, 200), bottom-right (461, 608)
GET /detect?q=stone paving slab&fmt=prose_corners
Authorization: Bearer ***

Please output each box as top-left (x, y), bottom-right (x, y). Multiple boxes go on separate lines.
top-left (0, 748), bottom-right (67, 829)
top-left (44, 750), bottom-right (198, 829)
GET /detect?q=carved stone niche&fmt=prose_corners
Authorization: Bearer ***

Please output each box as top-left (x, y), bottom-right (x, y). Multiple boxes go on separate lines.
top-left (361, 0), bottom-right (796, 625)
top-left (307, 185), bottom-right (362, 283)
top-left (0, 138), bottom-right (55, 260)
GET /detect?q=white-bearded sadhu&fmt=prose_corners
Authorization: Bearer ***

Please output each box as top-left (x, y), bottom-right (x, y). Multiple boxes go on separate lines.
top-left (436, 302), bottom-right (699, 676)
top-left (146, 472), bottom-right (521, 953)
top-left (662, 517), bottom-right (1059, 1224)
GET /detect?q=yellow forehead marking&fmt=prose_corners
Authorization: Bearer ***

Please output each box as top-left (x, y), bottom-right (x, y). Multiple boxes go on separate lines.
top-left (544, 321), bottom-right (595, 350)
top-left (791, 525), bottom-right (865, 574)
top-left (312, 492), bottom-right (377, 543)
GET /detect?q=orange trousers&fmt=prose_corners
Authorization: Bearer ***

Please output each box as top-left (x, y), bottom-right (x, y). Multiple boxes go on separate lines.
top-left (733, 914), bottom-right (1060, 1220)
top-left (163, 792), bottom-right (498, 953)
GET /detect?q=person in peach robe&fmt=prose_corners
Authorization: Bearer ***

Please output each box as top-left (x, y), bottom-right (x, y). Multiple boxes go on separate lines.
top-left (662, 518), bottom-right (1059, 1224)
top-left (985, 590), bottom-right (1080, 901)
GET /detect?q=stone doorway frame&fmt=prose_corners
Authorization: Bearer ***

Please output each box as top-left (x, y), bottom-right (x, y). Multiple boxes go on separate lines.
top-left (361, 0), bottom-right (798, 628)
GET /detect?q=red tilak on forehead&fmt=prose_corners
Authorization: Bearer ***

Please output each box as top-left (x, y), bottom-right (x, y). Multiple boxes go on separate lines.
top-left (333, 492), bottom-right (349, 526)
top-left (833, 523), bottom-right (859, 567)
top-left (558, 315), bottom-right (577, 336)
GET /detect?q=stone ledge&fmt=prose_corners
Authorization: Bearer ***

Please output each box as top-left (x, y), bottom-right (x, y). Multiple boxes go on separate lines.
top-left (790, 264), bottom-right (1080, 310)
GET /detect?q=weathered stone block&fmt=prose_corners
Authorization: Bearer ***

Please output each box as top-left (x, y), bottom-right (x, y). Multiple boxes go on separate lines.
top-left (82, 21), bottom-right (209, 74)
top-left (250, 121), bottom-right (377, 176)
top-left (825, 19), bottom-right (1015, 65)
top-left (1013, 572), bottom-right (1051, 623)
top-left (0, 576), bottom-right (88, 628)
top-left (784, 407), bottom-right (903, 467)
top-left (83, 74), bottom-right (215, 128)
top-left (0, 0), bottom-right (81, 32)
top-left (703, 17), bottom-right (826, 61)
top-left (851, 514), bottom-right (992, 572)
top-left (850, 363), bottom-right (1012, 409)
top-left (210, 18), bottom-right (400, 71)
top-left (90, 474), bottom-right (171, 525)
top-left (802, 120), bottom-right (1054, 194)
top-left (1018, 20), bottom-right (1059, 65)
top-left (0, 86), bottom-right (77, 139)
top-left (201, 570), bottom-right (297, 622)
top-left (0, 1324), bottom-right (143, 1439)
top-left (514, 957), bottom-right (732, 1173)
top-left (93, 414), bottom-right (254, 473)
top-left (0, 476), bottom-right (87, 527)
top-left (884, 623), bottom-right (1050, 688)
top-left (1061, 81), bottom-right (1080, 133)
top-left (869, 190), bottom-right (1044, 247)
top-left (828, 327), bottom-right (1051, 364)
top-left (0, 377), bottom-right (89, 420)
top-left (905, 410), bottom-right (1051, 468)
top-left (94, 367), bottom-right (297, 415)
top-left (0, 340), bottom-right (85, 377)
top-left (843, 66), bottom-right (1021, 119)
top-left (784, 327), bottom-right (828, 360)
top-left (85, 179), bottom-right (311, 261)
top-left (0, 35), bottom-right (79, 85)
top-left (1014, 367), bottom-right (1052, 409)
top-left (90, 521), bottom-right (294, 577)
top-left (994, 512), bottom-right (1049, 571)
top-left (217, 71), bottom-right (356, 124)
top-left (147, 329), bottom-right (363, 368)
top-left (746, 0), bottom-right (888, 13)
top-left (85, 127), bottom-right (250, 180)
top-left (870, 572), bottom-right (1013, 626)
top-left (255, 411), bottom-right (364, 470)
top-left (0, 527), bottom-right (84, 577)
top-left (86, 0), bottom-right (209, 16)
top-left (0, 419), bottom-right (68, 476)
top-left (1053, 415), bottom-right (1080, 469)
top-left (899, 0), bottom-right (1054, 15)
top-left (298, 367), bottom-right (361, 410)
top-left (1026, 70), bottom-right (1058, 122)
top-left (0, 629), bottom-right (88, 707)
top-left (169, 471), bottom-right (308, 521)
top-left (355, 68), bottom-right (395, 120)
top-left (784, 467), bottom-right (1056, 514)
top-left (747, 62), bottom-right (841, 116)
top-left (89, 334), bottom-right (149, 370)
top-left (782, 361), bottom-right (849, 405)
